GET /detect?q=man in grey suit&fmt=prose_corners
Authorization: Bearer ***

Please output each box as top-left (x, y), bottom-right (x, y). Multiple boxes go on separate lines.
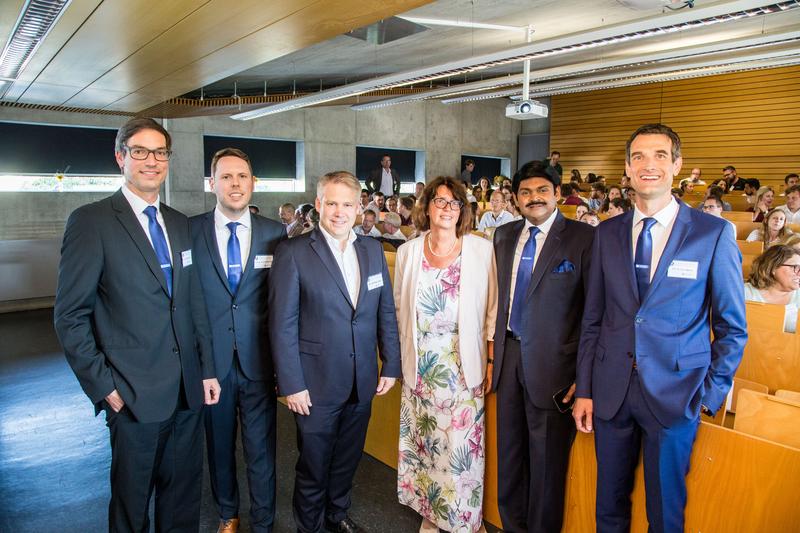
top-left (190, 148), bottom-right (286, 533)
top-left (54, 117), bottom-right (220, 532)
top-left (269, 171), bottom-right (401, 533)
top-left (491, 161), bottom-right (594, 533)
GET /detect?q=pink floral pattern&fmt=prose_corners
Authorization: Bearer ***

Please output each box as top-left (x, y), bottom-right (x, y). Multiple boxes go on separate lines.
top-left (398, 255), bottom-right (485, 532)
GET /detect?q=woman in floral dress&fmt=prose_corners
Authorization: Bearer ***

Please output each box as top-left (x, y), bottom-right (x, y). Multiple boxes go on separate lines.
top-left (394, 177), bottom-right (497, 532)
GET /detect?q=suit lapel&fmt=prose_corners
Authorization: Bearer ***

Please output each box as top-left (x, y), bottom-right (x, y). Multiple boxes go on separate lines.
top-left (203, 212), bottom-right (232, 295)
top-left (161, 204), bottom-right (182, 297)
top-left (619, 211), bottom-right (639, 303)
top-left (354, 237), bottom-right (370, 310)
top-left (527, 213), bottom-right (564, 296)
top-left (111, 190), bottom-right (170, 297)
top-left (644, 203), bottom-right (691, 304)
top-left (309, 229), bottom-right (354, 308)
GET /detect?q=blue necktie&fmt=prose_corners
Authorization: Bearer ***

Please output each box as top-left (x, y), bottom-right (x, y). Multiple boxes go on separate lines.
top-left (635, 217), bottom-right (658, 302)
top-left (143, 206), bottom-right (172, 297)
top-left (226, 222), bottom-right (242, 295)
top-left (509, 226), bottom-right (540, 338)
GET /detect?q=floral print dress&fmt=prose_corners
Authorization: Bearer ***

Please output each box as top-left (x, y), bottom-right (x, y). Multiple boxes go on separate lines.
top-left (398, 255), bottom-right (485, 532)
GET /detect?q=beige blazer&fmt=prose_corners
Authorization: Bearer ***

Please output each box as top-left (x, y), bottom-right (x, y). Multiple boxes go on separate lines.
top-left (393, 232), bottom-right (498, 389)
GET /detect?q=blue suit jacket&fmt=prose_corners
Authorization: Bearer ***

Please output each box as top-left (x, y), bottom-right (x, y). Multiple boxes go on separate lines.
top-left (576, 203), bottom-right (747, 427)
top-left (268, 228), bottom-right (401, 405)
top-left (190, 211), bottom-right (287, 382)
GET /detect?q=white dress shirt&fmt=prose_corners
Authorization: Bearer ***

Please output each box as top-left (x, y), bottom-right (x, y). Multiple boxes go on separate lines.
top-left (354, 225), bottom-right (382, 238)
top-left (478, 210), bottom-right (514, 232)
top-left (380, 168), bottom-right (394, 196)
top-left (632, 197), bottom-right (680, 282)
top-left (214, 208), bottom-right (252, 275)
top-left (121, 184), bottom-right (172, 263)
top-left (382, 229), bottom-right (407, 241)
top-left (319, 225), bottom-right (360, 305)
top-left (780, 205), bottom-right (800, 225)
top-left (507, 208), bottom-right (559, 329)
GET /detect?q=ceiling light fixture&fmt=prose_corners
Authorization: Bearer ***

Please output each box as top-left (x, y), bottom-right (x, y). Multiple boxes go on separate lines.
top-left (232, 1), bottom-right (800, 120)
top-left (395, 16), bottom-right (527, 32)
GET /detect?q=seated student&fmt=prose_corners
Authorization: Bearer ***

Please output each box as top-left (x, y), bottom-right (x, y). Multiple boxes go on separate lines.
top-left (588, 183), bottom-right (606, 211)
top-left (679, 178), bottom-right (695, 194)
top-left (748, 185), bottom-right (775, 222)
top-left (560, 183), bottom-right (586, 206)
top-left (696, 185), bottom-right (732, 211)
top-left (477, 190), bottom-right (514, 232)
top-left (672, 187), bottom-right (684, 201)
top-left (579, 210), bottom-right (600, 227)
top-left (701, 196), bottom-right (737, 239)
top-left (381, 212), bottom-right (407, 242)
top-left (622, 187), bottom-right (637, 204)
top-left (575, 203), bottom-right (589, 221)
top-left (355, 209), bottom-right (382, 238)
top-left (367, 191), bottom-right (388, 214)
top-left (779, 184), bottom-right (800, 225)
top-left (745, 244), bottom-right (800, 333)
top-left (782, 173), bottom-right (799, 196)
top-left (747, 208), bottom-right (792, 247)
top-left (502, 188), bottom-right (522, 220)
top-left (398, 196), bottom-right (415, 226)
top-left (386, 195), bottom-right (400, 214)
top-left (743, 178), bottom-right (760, 206)
top-left (605, 197), bottom-right (629, 218)
top-left (358, 188), bottom-right (370, 214)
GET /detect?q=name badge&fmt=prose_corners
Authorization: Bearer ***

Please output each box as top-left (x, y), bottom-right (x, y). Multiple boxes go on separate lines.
top-left (367, 273), bottom-right (384, 291)
top-left (667, 260), bottom-right (698, 280)
top-left (254, 254), bottom-right (273, 269)
top-left (181, 249), bottom-right (192, 267)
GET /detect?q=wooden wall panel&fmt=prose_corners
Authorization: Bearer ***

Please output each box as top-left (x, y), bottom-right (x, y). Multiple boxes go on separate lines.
top-left (550, 65), bottom-right (800, 188)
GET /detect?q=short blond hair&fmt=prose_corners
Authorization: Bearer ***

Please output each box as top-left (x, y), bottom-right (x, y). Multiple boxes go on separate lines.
top-left (316, 171), bottom-right (361, 200)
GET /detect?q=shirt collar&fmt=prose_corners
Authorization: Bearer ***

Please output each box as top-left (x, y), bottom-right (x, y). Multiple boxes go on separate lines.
top-left (522, 207), bottom-right (558, 235)
top-left (633, 196), bottom-right (678, 229)
top-left (214, 206), bottom-right (251, 230)
top-left (319, 224), bottom-right (357, 250)
top-left (122, 183), bottom-right (159, 214)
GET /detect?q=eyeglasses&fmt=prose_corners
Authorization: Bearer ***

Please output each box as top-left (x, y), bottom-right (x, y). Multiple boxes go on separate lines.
top-left (125, 145), bottom-right (172, 161)
top-left (780, 264), bottom-right (800, 274)
top-left (431, 197), bottom-right (464, 210)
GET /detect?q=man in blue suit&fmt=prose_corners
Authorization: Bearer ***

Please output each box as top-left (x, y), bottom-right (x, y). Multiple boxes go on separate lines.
top-left (268, 171), bottom-right (401, 533)
top-left (190, 148), bottom-right (286, 533)
top-left (573, 124), bottom-right (747, 533)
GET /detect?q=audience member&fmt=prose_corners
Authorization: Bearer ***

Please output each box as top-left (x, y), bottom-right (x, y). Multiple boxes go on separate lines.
top-left (394, 176), bottom-right (496, 533)
top-left (478, 189), bottom-right (514, 232)
top-left (354, 209), bottom-right (381, 238)
top-left (381, 212), bottom-right (406, 242)
top-left (476, 176), bottom-right (493, 202)
top-left (415, 181), bottom-right (425, 198)
top-left (699, 185), bottom-right (732, 211)
top-left (779, 184), bottom-right (800, 224)
top-left (783, 173), bottom-right (799, 195)
top-left (279, 202), bottom-right (295, 225)
top-left (302, 208), bottom-right (319, 234)
top-left (746, 207), bottom-right (791, 246)
top-left (366, 154), bottom-right (400, 196)
top-left (607, 185), bottom-right (622, 201)
top-left (745, 244), bottom-right (800, 333)
top-left (287, 204), bottom-right (312, 238)
top-left (366, 191), bottom-right (388, 213)
top-left (723, 165), bottom-right (745, 191)
top-left (679, 178), bottom-right (694, 194)
top-left (689, 167), bottom-right (705, 184)
top-left (579, 210), bottom-right (600, 227)
top-left (461, 159), bottom-right (475, 185)
top-left (398, 196), bottom-right (414, 226)
top-left (586, 172), bottom-right (598, 184)
top-left (742, 178), bottom-right (760, 206)
top-left (606, 197), bottom-right (629, 218)
top-left (624, 187), bottom-right (637, 204)
top-left (386, 195), bottom-right (399, 214)
top-left (672, 187), bottom-right (684, 200)
top-left (620, 175), bottom-right (631, 189)
top-left (570, 168), bottom-right (582, 183)
top-left (749, 185), bottom-right (775, 222)
top-left (359, 189), bottom-right (370, 213)
top-left (561, 183), bottom-right (586, 206)
top-left (588, 183), bottom-right (606, 211)
top-left (575, 203), bottom-right (589, 221)
top-left (543, 150), bottom-right (563, 181)
top-left (701, 196), bottom-right (737, 239)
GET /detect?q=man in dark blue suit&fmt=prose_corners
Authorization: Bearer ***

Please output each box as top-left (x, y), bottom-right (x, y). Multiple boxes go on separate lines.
top-left (190, 148), bottom-right (286, 533)
top-left (269, 171), bottom-right (401, 533)
top-left (573, 124), bottom-right (747, 532)
top-left (491, 162), bottom-right (594, 533)
top-left (54, 118), bottom-right (221, 532)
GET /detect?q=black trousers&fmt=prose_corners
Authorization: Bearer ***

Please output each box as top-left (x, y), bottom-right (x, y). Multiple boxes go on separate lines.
top-left (495, 337), bottom-right (576, 533)
top-left (292, 390), bottom-right (372, 533)
top-left (205, 357), bottom-right (277, 532)
top-left (105, 390), bottom-right (203, 533)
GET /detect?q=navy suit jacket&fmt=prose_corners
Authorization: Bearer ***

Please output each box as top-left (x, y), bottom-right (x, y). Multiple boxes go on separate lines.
top-left (54, 189), bottom-right (215, 423)
top-left (190, 211), bottom-right (286, 382)
top-left (576, 203), bottom-right (748, 427)
top-left (491, 213), bottom-right (594, 408)
top-left (268, 228), bottom-right (401, 405)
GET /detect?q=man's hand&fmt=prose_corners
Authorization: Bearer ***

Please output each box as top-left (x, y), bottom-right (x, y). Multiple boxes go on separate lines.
top-left (376, 377), bottom-right (396, 396)
top-left (203, 378), bottom-right (221, 405)
top-left (287, 390), bottom-right (312, 415)
top-left (573, 398), bottom-right (593, 433)
top-left (562, 383), bottom-right (576, 404)
top-left (105, 389), bottom-right (125, 413)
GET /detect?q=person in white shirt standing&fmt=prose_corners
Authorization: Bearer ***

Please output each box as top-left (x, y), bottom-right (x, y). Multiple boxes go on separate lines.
top-left (366, 154), bottom-right (400, 197)
top-left (478, 190), bottom-right (515, 233)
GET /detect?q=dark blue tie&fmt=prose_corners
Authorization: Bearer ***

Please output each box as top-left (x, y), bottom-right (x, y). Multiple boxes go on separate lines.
top-left (509, 226), bottom-right (540, 338)
top-left (143, 206), bottom-right (172, 297)
top-left (635, 217), bottom-right (658, 302)
top-left (226, 222), bottom-right (242, 295)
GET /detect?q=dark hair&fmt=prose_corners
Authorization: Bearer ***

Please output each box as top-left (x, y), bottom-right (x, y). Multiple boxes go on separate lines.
top-left (412, 176), bottom-right (472, 237)
top-left (399, 196), bottom-right (415, 210)
top-left (372, 191), bottom-right (385, 198)
top-left (550, 150), bottom-right (560, 157)
top-left (362, 209), bottom-right (377, 220)
top-left (298, 204), bottom-right (314, 217)
top-left (465, 159), bottom-right (475, 167)
top-left (560, 183), bottom-right (573, 196)
top-left (703, 195), bottom-right (723, 208)
top-left (747, 178), bottom-right (761, 189)
top-left (210, 147), bottom-right (252, 177)
top-left (610, 197), bottom-right (630, 212)
top-left (381, 154), bottom-right (391, 161)
top-left (785, 184), bottom-right (800, 196)
top-left (723, 165), bottom-right (736, 172)
top-left (591, 183), bottom-right (607, 193)
top-left (115, 117), bottom-right (171, 154)
top-left (571, 169), bottom-right (582, 182)
top-left (625, 123), bottom-right (681, 163)
top-left (785, 173), bottom-right (800, 184)
top-left (586, 172), bottom-right (597, 183)
top-left (512, 159), bottom-right (559, 194)
top-left (707, 185), bottom-right (725, 200)
top-left (672, 187), bottom-right (684, 198)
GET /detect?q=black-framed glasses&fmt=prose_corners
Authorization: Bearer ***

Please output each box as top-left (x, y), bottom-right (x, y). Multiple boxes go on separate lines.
top-left (125, 145), bottom-right (172, 161)
top-left (779, 264), bottom-right (800, 274)
top-left (432, 197), bottom-right (464, 210)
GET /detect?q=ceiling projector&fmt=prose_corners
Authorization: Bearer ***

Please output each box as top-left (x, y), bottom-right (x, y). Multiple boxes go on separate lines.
top-left (505, 100), bottom-right (548, 120)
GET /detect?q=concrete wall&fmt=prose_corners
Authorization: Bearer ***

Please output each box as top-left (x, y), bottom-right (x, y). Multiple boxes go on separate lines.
top-left (0, 99), bottom-right (520, 304)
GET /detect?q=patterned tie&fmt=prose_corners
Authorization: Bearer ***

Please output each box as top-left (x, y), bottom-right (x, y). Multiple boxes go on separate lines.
top-left (226, 222), bottom-right (242, 295)
top-left (143, 206), bottom-right (172, 297)
top-left (509, 226), bottom-right (541, 338)
top-left (634, 217), bottom-right (658, 302)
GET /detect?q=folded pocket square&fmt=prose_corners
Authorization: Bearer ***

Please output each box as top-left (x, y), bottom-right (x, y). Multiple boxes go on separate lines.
top-left (553, 260), bottom-right (575, 273)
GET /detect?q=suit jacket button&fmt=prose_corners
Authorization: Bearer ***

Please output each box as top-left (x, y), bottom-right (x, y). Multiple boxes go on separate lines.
top-left (232, 304), bottom-right (238, 310)
top-left (627, 351), bottom-right (633, 358)
top-left (350, 353), bottom-right (355, 358)
top-left (171, 305), bottom-right (177, 312)
top-left (228, 327), bottom-right (233, 332)
top-left (635, 316), bottom-right (643, 324)
top-left (172, 347), bottom-right (179, 354)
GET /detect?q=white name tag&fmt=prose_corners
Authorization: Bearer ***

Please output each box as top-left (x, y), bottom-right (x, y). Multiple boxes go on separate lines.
top-left (181, 249), bottom-right (192, 267)
top-left (667, 260), bottom-right (698, 280)
top-left (254, 254), bottom-right (273, 269)
top-left (367, 273), bottom-right (384, 291)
